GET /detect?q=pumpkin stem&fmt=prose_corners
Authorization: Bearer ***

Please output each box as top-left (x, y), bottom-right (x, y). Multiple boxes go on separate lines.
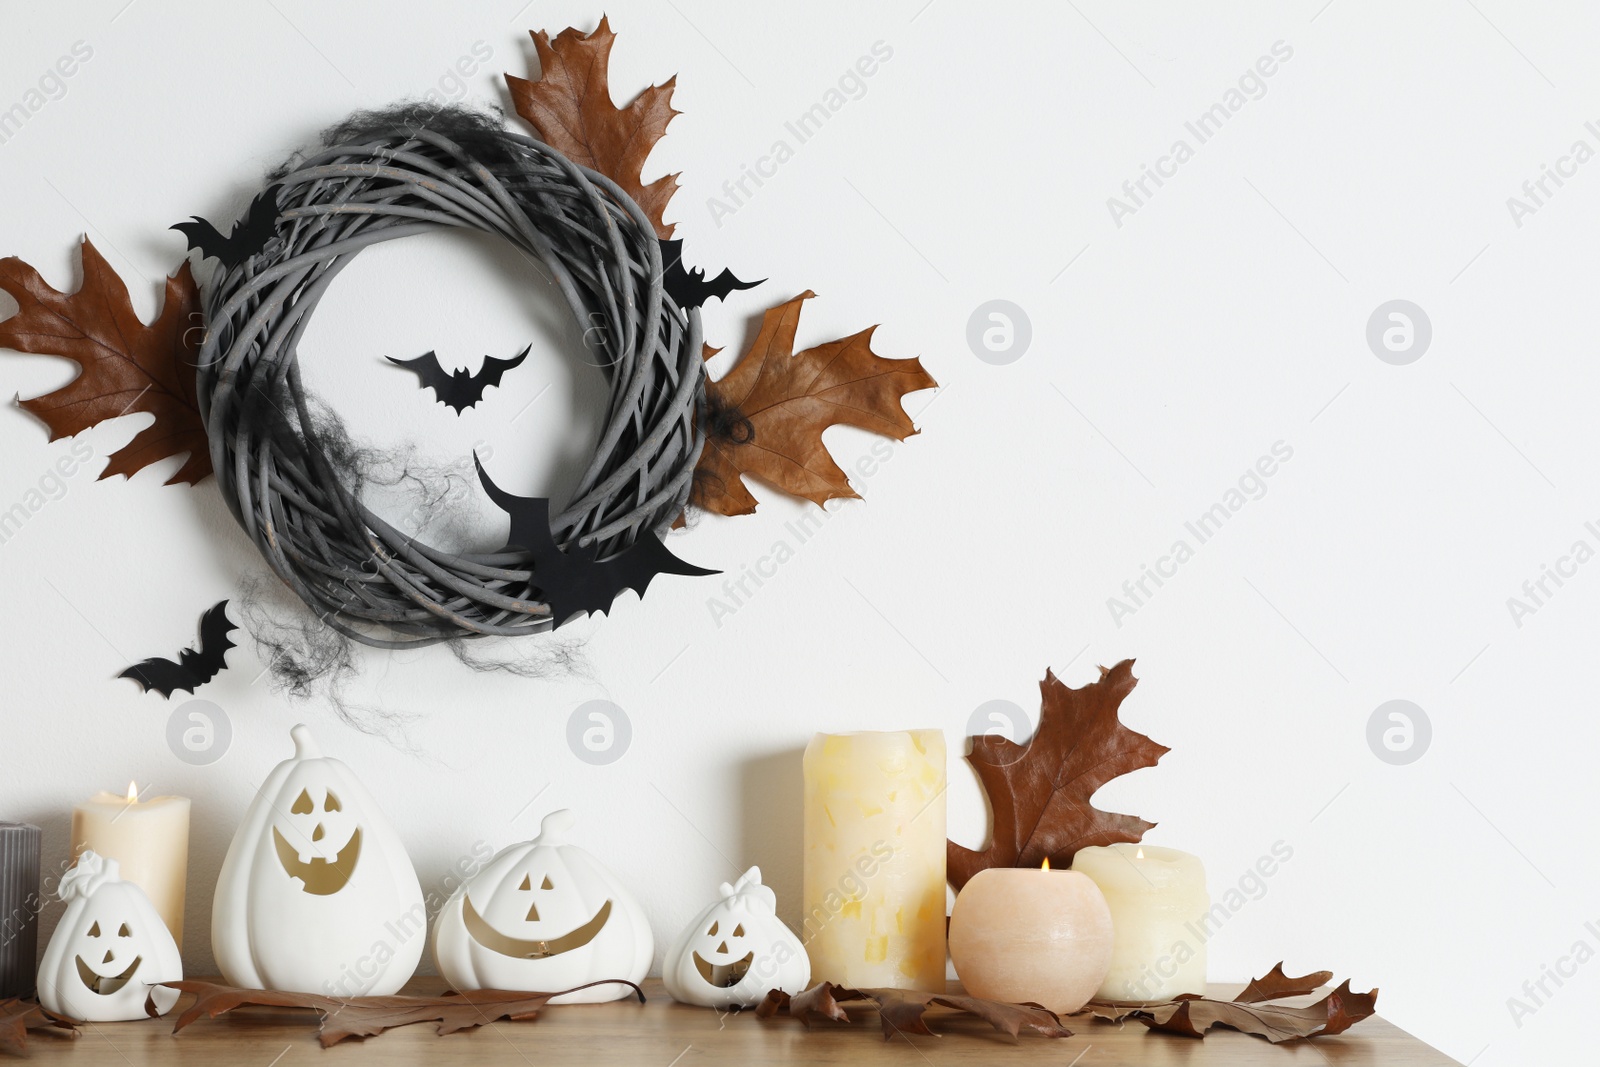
top-left (290, 723), bottom-right (321, 760)
top-left (537, 808), bottom-right (576, 843)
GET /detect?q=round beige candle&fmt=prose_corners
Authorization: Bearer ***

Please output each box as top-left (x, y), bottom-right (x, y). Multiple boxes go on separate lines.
top-left (72, 784), bottom-right (190, 945)
top-left (802, 731), bottom-right (946, 989)
top-left (947, 863), bottom-right (1113, 1013)
top-left (1071, 844), bottom-right (1208, 1003)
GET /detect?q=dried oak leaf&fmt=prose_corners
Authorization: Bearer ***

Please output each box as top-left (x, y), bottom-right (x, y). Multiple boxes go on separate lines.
top-left (0, 997), bottom-right (78, 1056)
top-left (506, 16), bottom-right (680, 238)
top-left (695, 291), bottom-right (937, 516)
top-left (0, 238), bottom-right (209, 485)
top-left (757, 983), bottom-right (1072, 1042)
top-left (163, 979), bottom-right (643, 1048)
top-left (1070, 965), bottom-right (1378, 1044)
top-left (947, 659), bottom-right (1168, 891)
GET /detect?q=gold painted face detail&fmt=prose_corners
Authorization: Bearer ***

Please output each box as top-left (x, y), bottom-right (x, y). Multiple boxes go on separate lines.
top-left (273, 825), bottom-right (362, 895)
top-left (463, 895), bottom-right (613, 959)
top-left (73, 918), bottom-right (143, 995)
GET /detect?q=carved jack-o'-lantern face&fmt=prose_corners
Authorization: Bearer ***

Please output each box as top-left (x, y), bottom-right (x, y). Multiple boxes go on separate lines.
top-left (211, 724), bottom-right (425, 995)
top-left (272, 784), bottom-right (361, 895)
top-left (431, 809), bottom-right (653, 1004)
top-left (662, 867), bottom-right (811, 1009)
top-left (689, 913), bottom-right (754, 987)
top-left (37, 851), bottom-right (183, 1022)
top-left (462, 860), bottom-right (612, 959)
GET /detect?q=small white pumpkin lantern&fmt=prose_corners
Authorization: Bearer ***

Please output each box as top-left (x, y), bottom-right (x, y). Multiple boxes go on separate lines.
top-left (212, 724), bottom-right (425, 995)
top-left (432, 809), bottom-right (652, 1003)
top-left (663, 866), bottom-right (810, 1008)
top-left (37, 850), bottom-right (182, 1021)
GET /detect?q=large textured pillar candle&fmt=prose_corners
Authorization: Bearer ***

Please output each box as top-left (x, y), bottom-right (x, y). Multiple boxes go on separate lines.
top-left (802, 730), bottom-right (946, 989)
top-left (1071, 843), bottom-right (1208, 1002)
top-left (72, 785), bottom-right (190, 945)
top-left (0, 823), bottom-right (41, 998)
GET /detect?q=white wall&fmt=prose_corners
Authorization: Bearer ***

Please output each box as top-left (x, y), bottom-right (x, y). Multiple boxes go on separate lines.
top-left (1, 1), bottom-right (1595, 1061)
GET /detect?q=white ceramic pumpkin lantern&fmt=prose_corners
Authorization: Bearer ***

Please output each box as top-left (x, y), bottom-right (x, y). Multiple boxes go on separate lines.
top-left (37, 850), bottom-right (182, 1021)
top-left (663, 866), bottom-right (810, 1008)
top-left (432, 809), bottom-right (652, 1003)
top-left (212, 724), bottom-right (425, 995)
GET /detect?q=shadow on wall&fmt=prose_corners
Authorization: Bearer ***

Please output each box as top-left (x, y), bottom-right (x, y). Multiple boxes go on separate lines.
top-left (737, 746), bottom-right (804, 934)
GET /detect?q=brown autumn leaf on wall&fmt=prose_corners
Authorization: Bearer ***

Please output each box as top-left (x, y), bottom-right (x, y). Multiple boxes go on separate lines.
top-left (0, 238), bottom-right (210, 485)
top-left (695, 291), bottom-right (937, 516)
top-left (948, 660), bottom-right (1168, 891)
top-left (506, 16), bottom-right (681, 239)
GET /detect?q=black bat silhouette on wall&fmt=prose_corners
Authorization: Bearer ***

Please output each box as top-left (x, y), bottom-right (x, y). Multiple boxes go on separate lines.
top-left (119, 600), bottom-right (237, 698)
top-left (388, 346), bottom-right (530, 414)
top-left (658, 238), bottom-right (762, 309)
top-left (171, 186), bottom-right (284, 271)
top-left (475, 456), bottom-right (717, 627)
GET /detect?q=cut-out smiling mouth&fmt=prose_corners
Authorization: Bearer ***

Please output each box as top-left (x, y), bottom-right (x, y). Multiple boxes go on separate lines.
top-left (76, 954), bottom-right (142, 996)
top-left (693, 950), bottom-right (754, 988)
top-left (463, 897), bottom-right (612, 959)
top-left (273, 826), bottom-right (361, 895)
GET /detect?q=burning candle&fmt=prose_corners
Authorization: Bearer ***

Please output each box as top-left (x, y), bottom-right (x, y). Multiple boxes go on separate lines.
top-left (72, 783), bottom-right (190, 945)
top-left (947, 859), bottom-right (1114, 1013)
top-left (0, 823), bottom-right (41, 998)
top-left (802, 731), bottom-right (946, 988)
top-left (1071, 843), bottom-right (1208, 1002)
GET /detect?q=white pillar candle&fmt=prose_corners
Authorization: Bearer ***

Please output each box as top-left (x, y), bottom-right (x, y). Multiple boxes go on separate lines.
top-left (802, 731), bottom-right (946, 989)
top-left (72, 784), bottom-right (190, 945)
top-left (1070, 844), bottom-right (1208, 1003)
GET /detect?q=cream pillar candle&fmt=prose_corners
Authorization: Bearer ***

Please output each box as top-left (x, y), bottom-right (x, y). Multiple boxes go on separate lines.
top-left (802, 731), bottom-right (946, 989)
top-left (72, 784), bottom-right (190, 945)
top-left (1070, 844), bottom-right (1208, 1003)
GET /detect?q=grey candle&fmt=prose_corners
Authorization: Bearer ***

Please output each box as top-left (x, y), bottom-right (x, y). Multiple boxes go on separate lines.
top-left (0, 823), bottom-right (41, 998)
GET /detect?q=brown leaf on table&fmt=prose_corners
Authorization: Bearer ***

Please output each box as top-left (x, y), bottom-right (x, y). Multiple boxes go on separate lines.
top-left (1234, 962), bottom-right (1334, 1004)
top-left (0, 997), bottom-right (78, 1055)
top-left (163, 979), bottom-right (644, 1048)
top-left (0, 238), bottom-right (209, 485)
top-left (757, 983), bottom-right (1072, 1041)
top-left (506, 17), bottom-right (680, 238)
top-left (694, 291), bottom-right (937, 516)
top-left (947, 659), bottom-right (1168, 891)
top-left (1070, 964), bottom-right (1378, 1044)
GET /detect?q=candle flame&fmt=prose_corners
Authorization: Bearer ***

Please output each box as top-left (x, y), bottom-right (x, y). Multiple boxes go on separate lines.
top-left (1135, 848), bottom-right (1145, 860)
top-left (1041, 857), bottom-right (1050, 871)
top-left (125, 781), bottom-right (139, 803)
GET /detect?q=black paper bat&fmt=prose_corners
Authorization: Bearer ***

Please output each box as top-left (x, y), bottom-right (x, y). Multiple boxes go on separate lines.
top-left (658, 238), bottom-right (763, 310)
top-left (118, 600), bottom-right (237, 698)
top-left (388, 345), bottom-right (531, 414)
top-left (171, 185), bottom-right (284, 271)
top-left (475, 456), bottom-right (717, 627)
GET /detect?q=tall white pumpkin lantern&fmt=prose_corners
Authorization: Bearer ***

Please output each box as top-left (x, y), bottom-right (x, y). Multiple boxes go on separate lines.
top-left (432, 809), bottom-right (652, 1003)
top-left (663, 866), bottom-right (810, 1009)
top-left (37, 850), bottom-right (182, 1021)
top-left (212, 724), bottom-right (425, 995)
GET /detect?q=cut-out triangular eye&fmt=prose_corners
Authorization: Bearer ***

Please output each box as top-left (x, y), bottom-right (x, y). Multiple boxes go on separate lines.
top-left (733, 924), bottom-right (745, 937)
top-left (87, 921), bottom-right (100, 937)
top-left (541, 875), bottom-right (553, 890)
top-left (706, 921), bottom-right (718, 937)
top-left (291, 789), bottom-right (314, 815)
top-left (118, 923), bottom-right (131, 937)
top-left (323, 790), bottom-right (341, 812)
top-left (519, 874), bottom-right (531, 891)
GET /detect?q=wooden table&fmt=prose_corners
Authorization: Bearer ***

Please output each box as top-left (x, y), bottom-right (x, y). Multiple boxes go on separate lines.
top-left (19, 979), bottom-right (1461, 1065)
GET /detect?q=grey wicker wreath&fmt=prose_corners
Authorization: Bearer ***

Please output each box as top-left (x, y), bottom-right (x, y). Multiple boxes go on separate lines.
top-left (194, 111), bottom-right (705, 649)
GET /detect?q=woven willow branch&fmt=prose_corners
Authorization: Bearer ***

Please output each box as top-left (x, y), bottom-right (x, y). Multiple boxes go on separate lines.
top-left (195, 117), bottom-right (705, 649)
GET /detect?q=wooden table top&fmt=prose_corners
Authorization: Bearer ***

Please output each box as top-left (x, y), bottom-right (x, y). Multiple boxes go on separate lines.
top-left (19, 979), bottom-right (1461, 1065)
